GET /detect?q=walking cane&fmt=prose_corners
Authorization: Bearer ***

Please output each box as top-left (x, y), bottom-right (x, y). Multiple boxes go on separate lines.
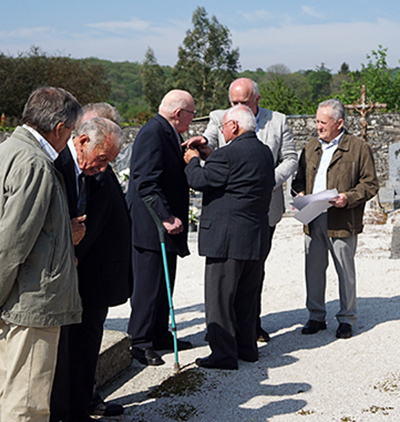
top-left (143, 196), bottom-right (180, 372)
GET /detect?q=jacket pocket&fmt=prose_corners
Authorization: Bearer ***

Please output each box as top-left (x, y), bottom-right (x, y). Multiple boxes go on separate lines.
top-left (200, 219), bottom-right (212, 230)
top-left (48, 236), bottom-right (60, 276)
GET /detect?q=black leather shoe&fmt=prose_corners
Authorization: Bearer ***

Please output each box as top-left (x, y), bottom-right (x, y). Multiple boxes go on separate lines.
top-left (154, 338), bottom-right (193, 351)
top-left (301, 320), bottom-right (327, 335)
top-left (88, 394), bottom-right (124, 416)
top-left (257, 327), bottom-right (271, 342)
top-left (195, 356), bottom-right (238, 370)
top-left (336, 323), bottom-right (352, 339)
top-left (131, 347), bottom-right (165, 366)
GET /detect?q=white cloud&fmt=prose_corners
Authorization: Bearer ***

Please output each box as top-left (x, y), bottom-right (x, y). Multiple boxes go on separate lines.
top-left (0, 26), bottom-right (52, 40)
top-left (302, 6), bottom-right (324, 19)
top-left (231, 18), bottom-right (400, 71)
top-left (239, 10), bottom-right (272, 22)
top-left (1, 17), bottom-right (400, 72)
top-left (87, 17), bottom-right (150, 33)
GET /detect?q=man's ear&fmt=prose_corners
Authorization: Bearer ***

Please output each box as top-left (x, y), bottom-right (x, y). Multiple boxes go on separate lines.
top-left (232, 120), bottom-right (240, 135)
top-left (54, 122), bottom-right (66, 139)
top-left (337, 118), bottom-right (344, 131)
top-left (74, 134), bottom-right (89, 153)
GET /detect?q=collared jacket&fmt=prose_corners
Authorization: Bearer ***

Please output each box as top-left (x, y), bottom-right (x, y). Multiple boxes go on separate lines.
top-left (203, 108), bottom-right (297, 227)
top-left (0, 126), bottom-right (82, 327)
top-left (292, 132), bottom-right (379, 238)
top-left (185, 131), bottom-right (275, 260)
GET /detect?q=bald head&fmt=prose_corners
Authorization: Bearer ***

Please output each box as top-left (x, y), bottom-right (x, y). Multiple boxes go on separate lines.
top-left (159, 90), bottom-right (196, 133)
top-left (229, 78), bottom-right (260, 116)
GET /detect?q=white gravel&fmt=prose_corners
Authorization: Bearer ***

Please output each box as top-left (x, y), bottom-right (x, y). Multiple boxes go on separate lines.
top-left (100, 214), bottom-right (400, 422)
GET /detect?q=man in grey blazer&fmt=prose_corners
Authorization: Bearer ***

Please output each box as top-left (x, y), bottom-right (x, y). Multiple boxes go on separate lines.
top-left (184, 78), bottom-right (297, 342)
top-left (184, 105), bottom-right (275, 369)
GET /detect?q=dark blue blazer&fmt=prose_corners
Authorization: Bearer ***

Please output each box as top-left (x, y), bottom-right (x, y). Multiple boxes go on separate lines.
top-left (55, 149), bottom-right (132, 307)
top-left (185, 131), bottom-right (275, 261)
top-left (126, 113), bottom-right (189, 257)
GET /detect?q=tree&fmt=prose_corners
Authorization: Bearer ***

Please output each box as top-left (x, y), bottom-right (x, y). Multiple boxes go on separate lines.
top-left (141, 47), bottom-right (168, 114)
top-left (306, 63), bottom-right (332, 102)
top-left (259, 78), bottom-right (302, 115)
top-left (172, 7), bottom-right (240, 116)
top-left (340, 46), bottom-right (400, 111)
top-left (264, 63), bottom-right (291, 82)
top-left (338, 62), bottom-right (350, 74)
top-left (0, 46), bottom-right (111, 122)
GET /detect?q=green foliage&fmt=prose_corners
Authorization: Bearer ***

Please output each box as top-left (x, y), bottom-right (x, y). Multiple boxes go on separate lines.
top-left (339, 46), bottom-right (400, 111)
top-left (89, 58), bottom-right (150, 123)
top-left (141, 47), bottom-right (169, 114)
top-left (306, 63), bottom-right (332, 102)
top-left (338, 62), bottom-right (350, 74)
top-left (0, 46), bottom-right (110, 122)
top-left (173, 6), bottom-right (240, 116)
top-left (259, 78), bottom-right (303, 115)
top-left (259, 77), bottom-right (317, 116)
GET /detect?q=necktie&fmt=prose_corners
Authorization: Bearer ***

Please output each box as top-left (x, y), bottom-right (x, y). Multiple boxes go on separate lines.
top-left (77, 173), bottom-right (87, 216)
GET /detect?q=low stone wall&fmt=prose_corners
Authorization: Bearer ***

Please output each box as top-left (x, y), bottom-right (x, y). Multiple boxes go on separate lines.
top-left (3, 112), bottom-right (400, 201)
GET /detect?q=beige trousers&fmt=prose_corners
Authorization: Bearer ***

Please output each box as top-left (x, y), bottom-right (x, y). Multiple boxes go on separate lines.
top-left (0, 320), bottom-right (60, 422)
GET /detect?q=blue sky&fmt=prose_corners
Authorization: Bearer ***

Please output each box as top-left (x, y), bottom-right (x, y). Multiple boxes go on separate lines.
top-left (2, 1), bottom-right (400, 72)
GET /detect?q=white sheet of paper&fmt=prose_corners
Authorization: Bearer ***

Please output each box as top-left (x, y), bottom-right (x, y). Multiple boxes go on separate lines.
top-left (291, 188), bottom-right (339, 225)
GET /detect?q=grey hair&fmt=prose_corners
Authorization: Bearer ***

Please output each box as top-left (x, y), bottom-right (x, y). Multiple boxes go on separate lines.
top-left (229, 78), bottom-right (259, 102)
top-left (21, 86), bottom-right (82, 133)
top-left (225, 105), bottom-right (256, 132)
top-left (318, 98), bottom-right (346, 122)
top-left (79, 102), bottom-right (121, 127)
top-left (76, 117), bottom-right (124, 150)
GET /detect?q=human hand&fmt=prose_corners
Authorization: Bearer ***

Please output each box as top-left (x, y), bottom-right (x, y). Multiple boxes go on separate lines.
top-left (198, 144), bottom-right (214, 160)
top-left (184, 148), bottom-right (200, 164)
top-left (163, 215), bottom-right (184, 235)
top-left (329, 193), bottom-right (348, 208)
top-left (182, 135), bottom-right (207, 149)
top-left (71, 215), bottom-right (87, 245)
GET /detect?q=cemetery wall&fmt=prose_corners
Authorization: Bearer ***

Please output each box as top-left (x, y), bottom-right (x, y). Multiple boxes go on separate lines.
top-left (2, 113), bottom-right (400, 205)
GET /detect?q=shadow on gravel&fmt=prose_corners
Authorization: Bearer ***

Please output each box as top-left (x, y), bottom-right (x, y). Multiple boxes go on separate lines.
top-left (100, 295), bottom-right (400, 421)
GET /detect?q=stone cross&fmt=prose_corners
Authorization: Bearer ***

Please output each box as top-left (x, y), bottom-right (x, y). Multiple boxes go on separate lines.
top-left (345, 85), bottom-right (387, 142)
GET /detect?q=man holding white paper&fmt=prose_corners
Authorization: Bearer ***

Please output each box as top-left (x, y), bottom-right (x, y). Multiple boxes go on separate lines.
top-left (291, 99), bottom-right (379, 339)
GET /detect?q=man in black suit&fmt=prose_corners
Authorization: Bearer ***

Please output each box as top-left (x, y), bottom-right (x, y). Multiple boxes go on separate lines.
top-left (51, 113), bottom-right (131, 422)
top-left (184, 105), bottom-right (275, 370)
top-left (126, 90), bottom-right (195, 366)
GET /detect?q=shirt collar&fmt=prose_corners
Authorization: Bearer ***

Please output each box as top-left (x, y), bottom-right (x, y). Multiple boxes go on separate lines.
top-left (23, 124), bottom-right (59, 162)
top-left (318, 130), bottom-right (344, 148)
top-left (67, 137), bottom-right (82, 177)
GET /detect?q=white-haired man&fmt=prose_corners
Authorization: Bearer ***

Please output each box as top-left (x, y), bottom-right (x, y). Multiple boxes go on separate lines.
top-left (184, 77), bottom-right (297, 342)
top-left (127, 90), bottom-right (195, 366)
top-left (184, 105), bottom-right (275, 369)
top-left (292, 99), bottom-right (379, 339)
top-left (51, 107), bottom-right (130, 422)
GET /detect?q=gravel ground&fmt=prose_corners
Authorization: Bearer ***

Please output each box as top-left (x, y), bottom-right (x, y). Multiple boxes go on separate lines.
top-left (98, 214), bottom-right (400, 422)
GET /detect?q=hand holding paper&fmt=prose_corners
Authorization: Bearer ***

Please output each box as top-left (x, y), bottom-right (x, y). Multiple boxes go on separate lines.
top-left (291, 189), bottom-right (339, 225)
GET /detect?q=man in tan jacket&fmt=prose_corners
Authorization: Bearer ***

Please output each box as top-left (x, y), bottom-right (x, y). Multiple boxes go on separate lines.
top-left (0, 87), bottom-right (82, 421)
top-left (292, 99), bottom-right (379, 339)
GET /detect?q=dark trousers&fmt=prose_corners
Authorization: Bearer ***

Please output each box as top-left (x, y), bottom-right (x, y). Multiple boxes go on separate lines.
top-left (50, 306), bottom-right (108, 422)
top-left (205, 257), bottom-right (264, 367)
top-left (127, 246), bottom-right (177, 348)
top-left (256, 224), bottom-right (275, 333)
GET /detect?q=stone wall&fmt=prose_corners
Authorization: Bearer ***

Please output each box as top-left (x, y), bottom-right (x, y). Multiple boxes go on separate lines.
top-left (3, 112), bottom-right (400, 200)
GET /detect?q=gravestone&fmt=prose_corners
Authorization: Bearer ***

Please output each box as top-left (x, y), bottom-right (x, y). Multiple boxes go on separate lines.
top-left (388, 143), bottom-right (400, 208)
top-left (389, 143), bottom-right (400, 258)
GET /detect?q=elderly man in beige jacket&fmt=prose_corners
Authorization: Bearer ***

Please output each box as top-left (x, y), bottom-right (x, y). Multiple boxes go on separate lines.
top-left (0, 87), bottom-right (82, 422)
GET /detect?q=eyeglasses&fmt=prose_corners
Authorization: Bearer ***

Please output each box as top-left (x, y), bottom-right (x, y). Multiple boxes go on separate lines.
top-left (181, 109), bottom-right (197, 117)
top-left (218, 120), bottom-right (235, 132)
